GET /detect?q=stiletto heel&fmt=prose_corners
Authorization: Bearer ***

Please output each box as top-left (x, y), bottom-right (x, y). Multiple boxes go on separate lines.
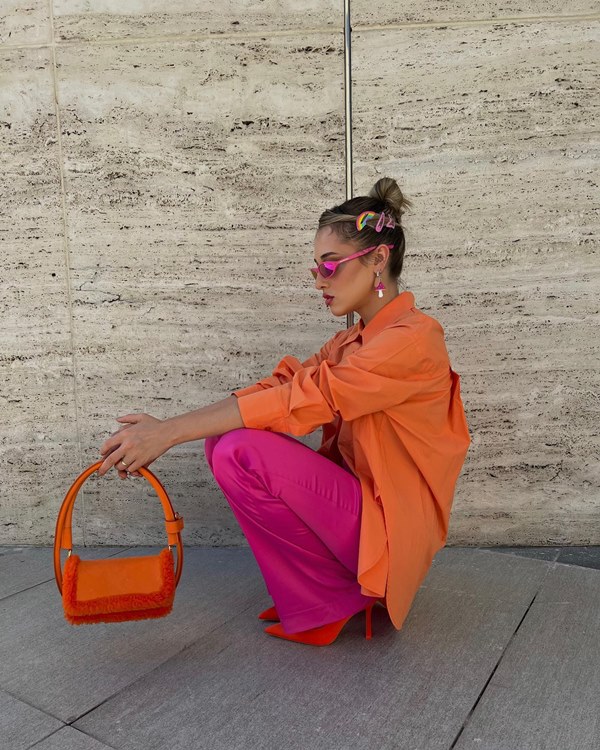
top-left (264, 602), bottom-right (376, 646)
top-left (365, 603), bottom-right (373, 640)
top-left (258, 605), bottom-right (279, 621)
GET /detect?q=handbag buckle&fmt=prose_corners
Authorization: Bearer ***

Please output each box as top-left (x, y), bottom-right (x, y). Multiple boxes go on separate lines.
top-left (168, 511), bottom-right (182, 552)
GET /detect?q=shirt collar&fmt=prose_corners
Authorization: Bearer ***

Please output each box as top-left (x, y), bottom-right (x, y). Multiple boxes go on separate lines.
top-left (344, 291), bottom-right (416, 346)
top-left (361, 290), bottom-right (416, 344)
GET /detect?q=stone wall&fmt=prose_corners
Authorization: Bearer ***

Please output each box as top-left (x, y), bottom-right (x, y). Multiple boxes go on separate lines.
top-left (1, 1), bottom-right (598, 546)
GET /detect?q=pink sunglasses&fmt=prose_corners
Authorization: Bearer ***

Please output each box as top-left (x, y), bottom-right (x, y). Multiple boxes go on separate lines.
top-left (310, 244), bottom-right (393, 280)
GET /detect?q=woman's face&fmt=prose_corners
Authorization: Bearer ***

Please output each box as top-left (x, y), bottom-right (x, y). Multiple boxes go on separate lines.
top-left (313, 226), bottom-right (390, 319)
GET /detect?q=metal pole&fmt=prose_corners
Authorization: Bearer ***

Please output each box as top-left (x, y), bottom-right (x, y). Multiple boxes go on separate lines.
top-left (343, 0), bottom-right (354, 330)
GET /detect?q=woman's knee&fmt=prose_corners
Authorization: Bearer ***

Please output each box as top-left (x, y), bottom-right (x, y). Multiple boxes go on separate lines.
top-left (205, 428), bottom-right (255, 473)
top-left (204, 434), bottom-right (220, 469)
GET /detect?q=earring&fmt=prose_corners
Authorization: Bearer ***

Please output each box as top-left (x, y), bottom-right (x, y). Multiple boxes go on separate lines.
top-left (374, 271), bottom-right (385, 298)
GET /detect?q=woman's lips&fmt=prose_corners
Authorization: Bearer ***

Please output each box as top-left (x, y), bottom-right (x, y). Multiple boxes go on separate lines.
top-left (323, 295), bottom-right (334, 306)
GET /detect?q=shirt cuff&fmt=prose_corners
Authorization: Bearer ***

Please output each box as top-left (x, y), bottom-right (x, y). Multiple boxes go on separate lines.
top-left (234, 385), bottom-right (288, 431)
top-left (231, 384), bottom-right (266, 398)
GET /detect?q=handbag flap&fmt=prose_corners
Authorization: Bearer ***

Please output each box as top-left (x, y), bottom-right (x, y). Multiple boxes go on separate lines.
top-left (63, 548), bottom-right (175, 617)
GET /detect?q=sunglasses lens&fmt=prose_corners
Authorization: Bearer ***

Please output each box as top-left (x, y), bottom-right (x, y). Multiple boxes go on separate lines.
top-left (311, 262), bottom-right (337, 279)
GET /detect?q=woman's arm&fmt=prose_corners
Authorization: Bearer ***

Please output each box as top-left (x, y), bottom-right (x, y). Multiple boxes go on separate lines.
top-left (98, 395), bottom-right (244, 477)
top-left (99, 336), bottom-right (340, 476)
top-left (164, 395), bottom-right (243, 447)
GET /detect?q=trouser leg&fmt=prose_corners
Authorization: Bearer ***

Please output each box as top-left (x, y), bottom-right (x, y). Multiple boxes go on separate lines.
top-left (204, 428), bottom-right (376, 633)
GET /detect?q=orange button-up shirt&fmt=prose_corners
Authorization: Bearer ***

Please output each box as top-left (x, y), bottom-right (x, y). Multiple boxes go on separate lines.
top-left (232, 291), bottom-right (470, 630)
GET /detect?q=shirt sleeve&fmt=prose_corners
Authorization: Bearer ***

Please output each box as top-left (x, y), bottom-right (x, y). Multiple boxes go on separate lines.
top-left (231, 334), bottom-right (339, 398)
top-left (235, 327), bottom-right (446, 436)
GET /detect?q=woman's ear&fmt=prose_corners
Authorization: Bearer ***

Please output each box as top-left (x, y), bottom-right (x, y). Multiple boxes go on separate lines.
top-left (374, 244), bottom-right (391, 269)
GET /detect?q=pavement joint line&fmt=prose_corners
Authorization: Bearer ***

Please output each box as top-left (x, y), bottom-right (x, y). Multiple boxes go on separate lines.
top-left (26, 723), bottom-right (119, 750)
top-left (0, 548), bottom-right (136, 604)
top-left (478, 548), bottom-right (561, 562)
top-left (68, 589), bottom-right (265, 730)
top-left (25, 726), bottom-right (65, 750)
top-left (0, 684), bottom-right (67, 734)
top-left (0, 578), bottom-right (57, 604)
top-left (448, 589), bottom-right (541, 749)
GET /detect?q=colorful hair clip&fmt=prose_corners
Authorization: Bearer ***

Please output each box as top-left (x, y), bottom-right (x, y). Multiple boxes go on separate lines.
top-left (356, 210), bottom-right (396, 232)
top-left (356, 211), bottom-right (377, 231)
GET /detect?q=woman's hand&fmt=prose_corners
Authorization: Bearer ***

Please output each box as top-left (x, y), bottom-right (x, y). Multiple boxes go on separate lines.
top-left (98, 413), bottom-right (173, 478)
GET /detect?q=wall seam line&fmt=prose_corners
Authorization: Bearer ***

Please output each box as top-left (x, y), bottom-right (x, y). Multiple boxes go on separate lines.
top-left (48, 0), bottom-right (87, 544)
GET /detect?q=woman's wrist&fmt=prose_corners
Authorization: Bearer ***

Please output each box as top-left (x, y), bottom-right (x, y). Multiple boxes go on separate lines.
top-left (162, 415), bottom-right (185, 449)
top-left (162, 396), bottom-right (244, 447)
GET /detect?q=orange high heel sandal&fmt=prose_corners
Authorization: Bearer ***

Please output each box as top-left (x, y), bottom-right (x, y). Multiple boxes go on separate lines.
top-left (258, 605), bottom-right (279, 621)
top-left (264, 603), bottom-right (375, 646)
top-left (259, 597), bottom-right (386, 624)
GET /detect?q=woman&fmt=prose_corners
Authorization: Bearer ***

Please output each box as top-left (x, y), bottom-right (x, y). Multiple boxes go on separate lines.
top-left (98, 177), bottom-right (471, 646)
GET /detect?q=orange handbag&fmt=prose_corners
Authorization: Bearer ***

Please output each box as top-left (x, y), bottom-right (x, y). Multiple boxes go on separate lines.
top-left (54, 461), bottom-right (184, 625)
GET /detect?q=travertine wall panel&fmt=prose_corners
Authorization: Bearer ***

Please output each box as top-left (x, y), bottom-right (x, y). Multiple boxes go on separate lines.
top-left (353, 20), bottom-right (599, 543)
top-left (53, 0), bottom-right (341, 42)
top-left (0, 47), bottom-right (79, 542)
top-left (0, 0), bottom-right (50, 45)
top-left (54, 36), bottom-right (344, 544)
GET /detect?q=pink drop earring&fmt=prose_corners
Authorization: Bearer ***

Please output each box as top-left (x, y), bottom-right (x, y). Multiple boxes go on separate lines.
top-left (375, 271), bottom-right (385, 298)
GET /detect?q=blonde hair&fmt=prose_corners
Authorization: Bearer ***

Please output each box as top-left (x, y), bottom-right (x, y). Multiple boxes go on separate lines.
top-left (316, 177), bottom-right (413, 280)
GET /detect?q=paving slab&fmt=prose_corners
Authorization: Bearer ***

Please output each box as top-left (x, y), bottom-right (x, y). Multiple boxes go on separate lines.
top-left (0, 547), bottom-right (266, 722)
top-left (73, 549), bottom-right (551, 750)
top-left (0, 689), bottom-right (63, 750)
top-left (0, 547), bottom-right (129, 601)
top-left (27, 726), bottom-right (114, 750)
top-left (454, 562), bottom-right (600, 750)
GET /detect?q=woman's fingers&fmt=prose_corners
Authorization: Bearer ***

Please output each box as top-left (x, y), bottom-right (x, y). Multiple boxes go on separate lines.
top-left (98, 413), bottom-right (162, 477)
top-left (119, 455), bottom-right (149, 475)
top-left (117, 467), bottom-right (142, 479)
top-left (98, 450), bottom-right (145, 477)
top-left (100, 439), bottom-right (118, 456)
top-left (98, 454), bottom-right (121, 476)
top-left (99, 446), bottom-right (117, 462)
top-left (100, 426), bottom-right (131, 456)
top-left (100, 415), bottom-right (147, 456)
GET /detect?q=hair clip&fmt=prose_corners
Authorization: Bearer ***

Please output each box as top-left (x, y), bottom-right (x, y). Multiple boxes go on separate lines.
top-left (356, 210), bottom-right (396, 232)
top-left (356, 211), bottom-right (377, 231)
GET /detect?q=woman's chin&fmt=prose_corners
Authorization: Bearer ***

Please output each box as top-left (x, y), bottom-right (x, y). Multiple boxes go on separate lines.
top-left (324, 297), bottom-right (348, 316)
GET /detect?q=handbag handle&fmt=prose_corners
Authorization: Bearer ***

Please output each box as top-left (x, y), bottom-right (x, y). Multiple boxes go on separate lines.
top-left (54, 461), bottom-right (184, 593)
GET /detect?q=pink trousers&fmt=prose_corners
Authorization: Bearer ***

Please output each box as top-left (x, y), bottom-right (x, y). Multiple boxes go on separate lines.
top-left (204, 427), bottom-right (377, 633)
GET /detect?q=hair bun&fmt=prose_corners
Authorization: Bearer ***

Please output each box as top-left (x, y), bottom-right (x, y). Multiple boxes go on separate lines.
top-left (368, 177), bottom-right (413, 224)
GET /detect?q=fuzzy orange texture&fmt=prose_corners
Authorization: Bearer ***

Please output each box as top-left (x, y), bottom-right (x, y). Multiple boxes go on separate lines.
top-left (62, 547), bottom-right (175, 625)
